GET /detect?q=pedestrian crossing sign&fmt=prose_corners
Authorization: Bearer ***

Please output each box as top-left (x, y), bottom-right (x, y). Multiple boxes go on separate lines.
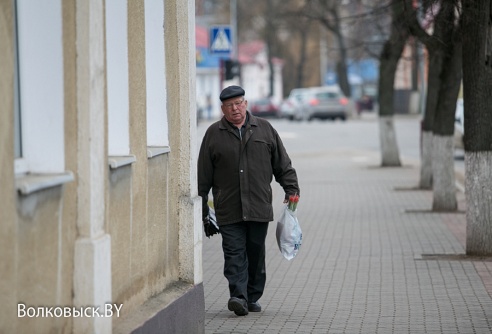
top-left (210, 26), bottom-right (232, 55)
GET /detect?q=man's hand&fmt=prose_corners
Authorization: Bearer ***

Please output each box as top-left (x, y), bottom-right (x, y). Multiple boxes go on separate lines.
top-left (203, 216), bottom-right (220, 238)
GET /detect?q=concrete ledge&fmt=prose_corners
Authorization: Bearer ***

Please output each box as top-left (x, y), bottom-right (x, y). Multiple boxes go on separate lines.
top-left (147, 146), bottom-right (170, 159)
top-left (114, 282), bottom-right (204, 334)
top-left (108, 155), bottom-right (137, 169)
top-left (15, 172), bottom-right (74, 195)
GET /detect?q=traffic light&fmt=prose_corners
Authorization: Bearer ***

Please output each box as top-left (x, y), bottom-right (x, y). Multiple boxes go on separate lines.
top-left (224, 60), bottom-right (241, 80)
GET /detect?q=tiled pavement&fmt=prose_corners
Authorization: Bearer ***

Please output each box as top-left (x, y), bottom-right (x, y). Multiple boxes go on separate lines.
top-left (200, 124), bottom-right (492, 334)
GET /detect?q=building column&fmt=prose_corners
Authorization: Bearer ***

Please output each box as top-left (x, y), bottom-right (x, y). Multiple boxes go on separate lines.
top-left (73, 0), bottom-right (112, 333)
top-left (164, 0), bottom-right (203, 285)
top-left (0, 2), bottom-right (18, 333)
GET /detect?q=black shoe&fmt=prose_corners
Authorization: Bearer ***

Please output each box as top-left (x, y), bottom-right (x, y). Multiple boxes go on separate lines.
top-left (248, 301), bottom-right (261, 312)
top-left (228, 297), bottom-right (248, 316)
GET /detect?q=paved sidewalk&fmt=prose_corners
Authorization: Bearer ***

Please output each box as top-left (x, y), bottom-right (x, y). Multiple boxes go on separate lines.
top-left (201, 127), bottom-right (492, 333)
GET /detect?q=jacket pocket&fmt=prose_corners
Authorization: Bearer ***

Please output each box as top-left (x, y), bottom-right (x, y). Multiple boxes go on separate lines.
top-left (252, 139), bottom-right (272, 158)
top-left (253, 139), bottom-right (271, 146)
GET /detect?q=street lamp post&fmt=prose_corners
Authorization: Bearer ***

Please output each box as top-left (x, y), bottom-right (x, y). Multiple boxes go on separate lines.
top-left (230, 0), bottom-right (238, 61)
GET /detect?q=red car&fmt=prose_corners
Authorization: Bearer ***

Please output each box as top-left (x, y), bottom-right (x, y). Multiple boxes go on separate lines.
top-left (249, 98), bottom-right (281, 118)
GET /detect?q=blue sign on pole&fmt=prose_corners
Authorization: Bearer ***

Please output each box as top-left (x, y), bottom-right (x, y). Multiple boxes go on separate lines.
top-left (209, 26), bottom-right (233, 55)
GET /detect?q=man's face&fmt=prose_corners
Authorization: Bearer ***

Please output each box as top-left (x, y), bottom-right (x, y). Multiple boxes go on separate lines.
top-left (221, 96), bottom-right (248, 126)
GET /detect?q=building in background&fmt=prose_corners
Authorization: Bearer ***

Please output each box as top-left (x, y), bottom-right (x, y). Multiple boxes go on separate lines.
top-left (196, 24), bottom-right (222, 120)
top-left (238, 40), bottom-right (284, 105)
top-left (196, 24), bottom-right (284, 120)
top-left (0, 1), bottom-right (203, 333)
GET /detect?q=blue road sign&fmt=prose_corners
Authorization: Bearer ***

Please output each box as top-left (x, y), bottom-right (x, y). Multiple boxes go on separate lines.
top-left (209, 26), bottom-right (232, 55)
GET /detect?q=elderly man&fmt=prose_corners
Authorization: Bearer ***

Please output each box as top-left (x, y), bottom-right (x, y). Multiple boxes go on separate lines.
top-left (198, 85), bottom-right (300, 316)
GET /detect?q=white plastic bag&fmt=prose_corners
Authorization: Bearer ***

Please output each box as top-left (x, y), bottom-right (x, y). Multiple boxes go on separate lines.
top-left (208, 207), bottom-right (220, 231)
top-left (276, 206), bottom-right (302, 260)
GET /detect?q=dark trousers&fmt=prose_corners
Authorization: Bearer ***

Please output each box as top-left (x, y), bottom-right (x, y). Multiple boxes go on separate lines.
top-left (219, 221), bottom-right (269, 303)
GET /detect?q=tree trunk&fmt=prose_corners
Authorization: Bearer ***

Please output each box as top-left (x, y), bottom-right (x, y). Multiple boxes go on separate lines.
top-left (432, 13), bottom-right (462, 211)
top-left (419, 131), bottom-right (433, 189)
top-left (418, 50), bottom-right (442, 188)
top-left (296, 26), bottom-right (309, 88)
top-left (335, 28), bottom-right (351, 99)
top-left (318, 8), bottom-right (351, 98)
top-left (336, 59), bottom-right (351, 98)
top-left (379, 116), bottom-right (401, 166)
top-left (462, 0), bottom-right (492, 255)
top-left (265, 0), bottom-right (276, 97)
top-left (431, 135), bottom-right (457, 211)
top-left (377, 1), bottom-right (409, 167)
top-left (465, 152), bottom-right (492, 255)
top-left (416, 3), bottom-right (449, 189)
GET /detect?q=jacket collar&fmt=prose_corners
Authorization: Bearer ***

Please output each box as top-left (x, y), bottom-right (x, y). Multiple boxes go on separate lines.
top-left (219, 111), bottom-right (258, 130)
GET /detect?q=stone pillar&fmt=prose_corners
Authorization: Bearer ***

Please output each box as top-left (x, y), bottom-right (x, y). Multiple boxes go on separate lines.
top-left (0, 2), bottom-right (17, 333)
top-left (164, 0), bottom-right (203, 285)
top-left (73, 0), bottom-right (112, 332)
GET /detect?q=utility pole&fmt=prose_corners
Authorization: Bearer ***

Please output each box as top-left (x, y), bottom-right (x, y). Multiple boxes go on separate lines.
top-left (320, 26), bottom-right (328, 86)
top-left (230, 0), bottom-right (238, 61)
top-left (230, 0), bottom-right (241, 85)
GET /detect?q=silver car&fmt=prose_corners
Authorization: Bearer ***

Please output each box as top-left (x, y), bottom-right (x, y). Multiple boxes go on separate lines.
top-left (285, 88), bottom-right (312, 121)
top-left (301, 86), bottom-right (349, 121)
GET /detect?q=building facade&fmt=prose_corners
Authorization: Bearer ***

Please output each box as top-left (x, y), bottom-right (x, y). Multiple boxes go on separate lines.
top-left (195, 23), bottom-right (284, 120)
top-left (0, 0), bottom-right (204, 333)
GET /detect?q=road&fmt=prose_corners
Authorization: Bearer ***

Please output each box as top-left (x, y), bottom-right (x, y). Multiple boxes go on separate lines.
top-left (199, 113), bottom-right (465, 181)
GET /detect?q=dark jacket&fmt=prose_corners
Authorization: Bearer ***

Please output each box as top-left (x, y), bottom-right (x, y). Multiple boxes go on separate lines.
top-left (198, 112), bottom-right (299, 225)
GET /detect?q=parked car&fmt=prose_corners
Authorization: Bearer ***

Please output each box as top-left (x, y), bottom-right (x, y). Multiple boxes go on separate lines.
top-left (279, 98), bottom-right (296, 120)
top-left (454, 98), bottom-right (464, 150)
top-left (280, 89), bottom-right (310, 120)
top-left (301, 86), bottom-right (349, 121)
top-left (249, 98), bottom-right (281, 118)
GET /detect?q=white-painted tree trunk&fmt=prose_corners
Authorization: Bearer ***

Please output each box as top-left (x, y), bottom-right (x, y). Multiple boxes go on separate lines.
top-left (379, 116), bottom-right (401, 166)
top-left (466, 151), bottom-right (492, 255)
top-left (432, 135), bottom-right (457, 211)
top-left (419, 130), bottom-right (433, 189)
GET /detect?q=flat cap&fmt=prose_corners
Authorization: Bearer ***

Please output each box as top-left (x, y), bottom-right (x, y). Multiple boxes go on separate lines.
top-left (220, 85), bottom-right (245, 102)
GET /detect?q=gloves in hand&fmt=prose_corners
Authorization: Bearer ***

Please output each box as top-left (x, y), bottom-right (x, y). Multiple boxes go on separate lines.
top-left (203, 215), bottom-right (220, 238)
